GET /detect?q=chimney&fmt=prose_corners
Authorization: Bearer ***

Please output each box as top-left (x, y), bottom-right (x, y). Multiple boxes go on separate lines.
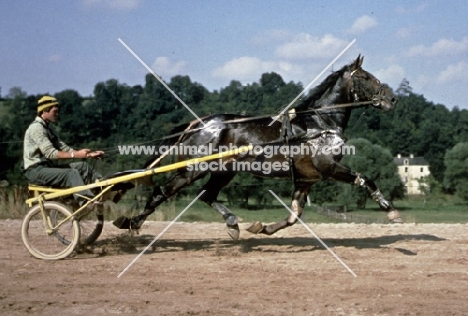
top-left (397, 154), bottom-right (401, 159)
top-left (410, 154), bottom-right (414, 158)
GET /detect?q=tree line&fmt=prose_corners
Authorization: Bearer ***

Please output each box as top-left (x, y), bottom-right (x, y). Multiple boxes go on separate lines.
top-left (1, 73), bottom-right (467, 207)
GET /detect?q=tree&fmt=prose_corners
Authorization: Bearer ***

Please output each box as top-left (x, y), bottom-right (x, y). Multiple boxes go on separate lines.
top-left (93, 79), bottom-right (134, 141)
top-left (308, 180), bottom-right (341, 205)
top-left (222, 173), bottom-right (263, 208)
top-left (1, 88), bottom-right (36, 183)
top-left (452, 107), bottom-right (468, 143)
top-left (443, 142), bottom-right (468, 201)
top-left (261, 73), bottom-right (303, 114)
top-left (260, 72), bottom-right (285, 94)
top-left (417, 174), bottom-right (443, 204)
top-left (130, 74), bottom-right (176, 139)
top-left (218, 80), bottom-right (247, 114)
top-left (169, 75), bottom-right (206, 105)
top-left (54, 90), bottom-right (86, 146)
top-left (396, 78), bottom-right (412, 96)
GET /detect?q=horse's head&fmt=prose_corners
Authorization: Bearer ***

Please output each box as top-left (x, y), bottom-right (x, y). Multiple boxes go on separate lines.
top-left (344, 55), bottom-right (397, 112)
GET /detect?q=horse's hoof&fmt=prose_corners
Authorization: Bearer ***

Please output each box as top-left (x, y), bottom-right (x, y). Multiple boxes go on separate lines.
top-left (113, 216), bottom-right (131, 229)
top-left (387, 210), bottom-right (403, 223)
top-left (226, 224), bottom-right (240, 240)
top-left (113, 216), bottom-right (144, 230)
top-left (246, 221), bottom-right (264, 234)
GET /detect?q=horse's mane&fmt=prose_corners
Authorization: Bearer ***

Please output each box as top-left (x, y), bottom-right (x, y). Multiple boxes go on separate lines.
top-left (296, 64), bottom-right (349, 110)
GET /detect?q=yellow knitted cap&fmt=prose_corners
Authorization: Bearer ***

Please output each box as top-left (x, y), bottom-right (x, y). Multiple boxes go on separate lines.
top-left (37, 96), bottom-right (59, 113)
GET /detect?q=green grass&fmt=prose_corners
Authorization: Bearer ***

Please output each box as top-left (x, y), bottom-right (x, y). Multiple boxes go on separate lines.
top-left (341, 195), bottom-right (468, 224)
top-left (105, 194), bottom-right (468, 224)
top-left (2, 190), bottom-right (467, 224)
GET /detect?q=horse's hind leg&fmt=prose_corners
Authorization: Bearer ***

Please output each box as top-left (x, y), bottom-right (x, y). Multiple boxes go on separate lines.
top-left (198, 172), bottom-right (240, 240)
top-left (113, 171), bottom-right (205, 229)
top-left (247, 182), bottom-right (312, 235)
top-left (330, 163), bottom-right (403, 223)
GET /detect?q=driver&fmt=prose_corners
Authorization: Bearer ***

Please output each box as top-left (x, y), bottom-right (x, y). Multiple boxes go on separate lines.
top-left (22, 95), bottom-right (104, 204)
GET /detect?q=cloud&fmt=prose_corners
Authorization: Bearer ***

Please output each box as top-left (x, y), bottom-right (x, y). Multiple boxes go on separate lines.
top-left (408, 37), bottom-right (468, 57)
top-left (212, 57), bottom-right (275, 80)
top-left (211, 56), bottom-right (303, 84)
top-left (437, 61), bottom-right (468, 83)
top-left (275, 33), bottom-right (349, 60)
top-left (348, 15), bottom-right (378, 34)
top-left (82, 0), bottom-right (141, 10)
top-left (48, 54), bottom-right (62, 63)
top-left (395, 26), bottom-right (414, 39)
top-left (251, 29), bottom-right (293, 45)
top-left (395, 3), bottom-right (428, 14)
top-left (151, 57), bottom-right (186, 78)
top-left (374, 64), bottom-right (406, 87)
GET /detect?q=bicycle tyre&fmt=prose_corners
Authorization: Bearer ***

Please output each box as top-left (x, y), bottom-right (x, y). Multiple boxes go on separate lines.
top-left (55, 199), bottom-right (104, 246)
top-left (21, 201), bottom-right (80, 260)
top-left (77, 211), bottom-right (104, 245)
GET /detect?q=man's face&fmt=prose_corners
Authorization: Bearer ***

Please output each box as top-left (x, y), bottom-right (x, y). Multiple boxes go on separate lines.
top-left (42, 106), bottom-right (59, 123)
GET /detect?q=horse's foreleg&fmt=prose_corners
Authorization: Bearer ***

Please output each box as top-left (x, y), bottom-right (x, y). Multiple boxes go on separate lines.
top-left (331, 164), bottom-right (403, 223)
top-left (247, 184), bottom-right (311, 235)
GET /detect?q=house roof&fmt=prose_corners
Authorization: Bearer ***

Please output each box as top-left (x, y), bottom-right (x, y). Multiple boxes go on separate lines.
top-left (394, 156), bottom-right (429, 166)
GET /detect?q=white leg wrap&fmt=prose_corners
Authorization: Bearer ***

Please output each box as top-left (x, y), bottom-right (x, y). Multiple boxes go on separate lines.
top-left (387, 210), bottom-right (402, 221)
top-left (287, 200), bottom-right (302, 224)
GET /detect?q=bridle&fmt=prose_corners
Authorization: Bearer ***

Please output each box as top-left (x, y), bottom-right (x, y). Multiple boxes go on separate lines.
top-left (300, 68), bottom-right (389, 115)
top-left (350, 67), bottom-right (386, 108)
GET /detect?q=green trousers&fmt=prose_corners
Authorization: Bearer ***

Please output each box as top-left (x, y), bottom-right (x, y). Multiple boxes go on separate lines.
top-left (24, 161), bottom-right (102, 202)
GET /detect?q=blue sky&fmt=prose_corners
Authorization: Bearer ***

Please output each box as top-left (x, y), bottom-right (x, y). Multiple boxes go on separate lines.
top-left (1, 0), bottom-right (468, 109)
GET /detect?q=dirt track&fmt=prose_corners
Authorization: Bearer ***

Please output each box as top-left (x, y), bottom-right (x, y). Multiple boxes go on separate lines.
top-left (1, 219), bottom-right (468, 315)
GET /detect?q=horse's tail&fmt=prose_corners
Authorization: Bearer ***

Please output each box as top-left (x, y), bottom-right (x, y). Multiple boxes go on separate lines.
top-left (143, 115), bottom-right (212, 169)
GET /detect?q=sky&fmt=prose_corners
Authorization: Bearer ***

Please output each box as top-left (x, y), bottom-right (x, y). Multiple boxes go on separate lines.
top-left (1, 0), bottom-right (468, 110)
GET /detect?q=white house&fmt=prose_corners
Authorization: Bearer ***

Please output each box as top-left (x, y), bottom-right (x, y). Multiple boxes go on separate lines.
top-left (394, 154), bottom-right (431, 195)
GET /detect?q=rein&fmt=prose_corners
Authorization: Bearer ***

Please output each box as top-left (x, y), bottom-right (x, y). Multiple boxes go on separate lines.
top-left (220, 100), bottom-right (374, 125)
top-left (102, 100), bottom-right (375, 155)
top-left (295, 100), bottom-right (374, 114)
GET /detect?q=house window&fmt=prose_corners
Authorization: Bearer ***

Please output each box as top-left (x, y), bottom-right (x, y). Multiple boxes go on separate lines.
top-left (405, 167), bottom-right (408, 172)
top-left (420, 167), bottom-right (424, 172)
top-left (404, 159), bottom-right (409, 165)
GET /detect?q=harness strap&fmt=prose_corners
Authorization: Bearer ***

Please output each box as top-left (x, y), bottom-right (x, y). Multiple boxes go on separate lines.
top-left (280, 114), bottom-right (296, 184)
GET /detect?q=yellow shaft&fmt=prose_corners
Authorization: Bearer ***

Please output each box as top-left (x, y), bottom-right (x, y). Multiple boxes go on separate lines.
top-left (26, 145), bottom-right (252, 204)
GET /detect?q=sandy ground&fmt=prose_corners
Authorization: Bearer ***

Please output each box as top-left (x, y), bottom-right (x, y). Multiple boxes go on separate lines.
top-left (1, 219), bottom-right (468, 315)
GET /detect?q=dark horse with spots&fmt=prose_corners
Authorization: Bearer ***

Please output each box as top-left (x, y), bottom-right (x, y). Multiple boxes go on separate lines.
top-left (114, 55), bottom-right (402, 239)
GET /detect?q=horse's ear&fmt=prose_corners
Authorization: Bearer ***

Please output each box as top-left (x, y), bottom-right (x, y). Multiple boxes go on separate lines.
top-left (353, 55), bottom-right (364, 69)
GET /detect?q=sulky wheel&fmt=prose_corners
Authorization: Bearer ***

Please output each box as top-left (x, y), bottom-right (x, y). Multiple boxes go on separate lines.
top-left (75, 205), bottom-right (104, 246)
top-left (21, 201), bottom-right (80, 260)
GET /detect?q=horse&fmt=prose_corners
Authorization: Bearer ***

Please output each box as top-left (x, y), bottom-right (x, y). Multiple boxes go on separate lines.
top-left (113, 55), bottom-right (401, 240)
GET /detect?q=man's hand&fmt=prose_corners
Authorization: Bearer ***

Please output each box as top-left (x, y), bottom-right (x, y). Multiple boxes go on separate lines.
top-left (74, 149), bottom-right (104, 159)
top-left (86, 150), bottom-right (105, 158)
